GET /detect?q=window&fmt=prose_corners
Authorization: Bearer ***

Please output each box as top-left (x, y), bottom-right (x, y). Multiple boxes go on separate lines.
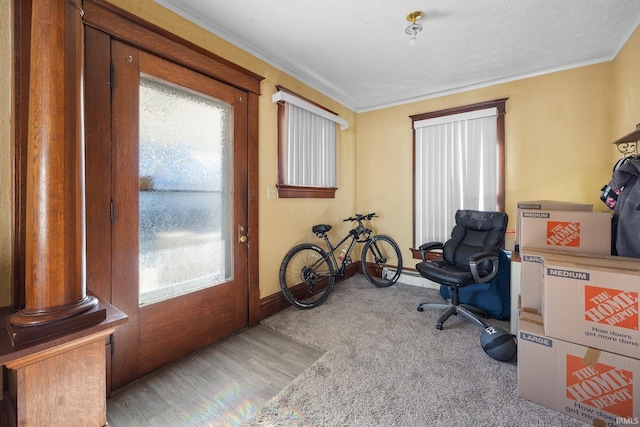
top-left (410, 99), bottom-right (507, 252)
top-left (273, 86), bottom-right (349, 198)
top-left (138, 74), bottom-right (233, 305)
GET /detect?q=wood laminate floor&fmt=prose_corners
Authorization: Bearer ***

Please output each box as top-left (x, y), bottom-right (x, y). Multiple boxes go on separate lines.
top-left (106, 325), bottom-right (324, 427)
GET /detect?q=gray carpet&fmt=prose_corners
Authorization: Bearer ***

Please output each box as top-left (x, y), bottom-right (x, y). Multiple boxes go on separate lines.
top-left (242, 274), bottom-right (586, 427)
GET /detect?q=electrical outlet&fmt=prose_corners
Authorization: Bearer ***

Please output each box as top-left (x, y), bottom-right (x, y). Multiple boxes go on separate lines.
top-left (267, 188), bottom-right (278, 199)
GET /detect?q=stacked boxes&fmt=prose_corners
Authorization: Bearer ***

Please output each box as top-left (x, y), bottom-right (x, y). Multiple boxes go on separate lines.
top-left (516, 202), bottom-right (640, 425)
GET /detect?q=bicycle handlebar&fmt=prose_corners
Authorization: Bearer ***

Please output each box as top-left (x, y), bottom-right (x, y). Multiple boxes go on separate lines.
top-left (343, 213), bottom-right (377, 222)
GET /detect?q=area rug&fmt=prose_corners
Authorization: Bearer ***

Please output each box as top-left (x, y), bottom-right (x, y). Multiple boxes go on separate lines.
top-left (242, 275), bottom-right (585, 427)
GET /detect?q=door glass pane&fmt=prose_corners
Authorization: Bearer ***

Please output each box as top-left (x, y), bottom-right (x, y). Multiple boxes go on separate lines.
top-left (138, 75), bottom-right (233, 306)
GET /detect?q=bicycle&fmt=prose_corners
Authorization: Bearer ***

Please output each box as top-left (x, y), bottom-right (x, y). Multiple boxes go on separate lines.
top-left (279, 213), bottom-right (403, 309)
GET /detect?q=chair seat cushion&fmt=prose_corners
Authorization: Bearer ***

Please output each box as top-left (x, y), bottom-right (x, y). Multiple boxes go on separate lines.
top-left (416, 261), bottom-right (474, 287)
top-left (439, 250), bottom-right (511, 320)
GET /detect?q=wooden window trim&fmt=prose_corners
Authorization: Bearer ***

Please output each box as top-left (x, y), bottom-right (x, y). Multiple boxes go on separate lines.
top-left (275, 184), bottom-right (338, 199)
top-left (409, 249), bottom-right (443, 262)
top-left (275, 86), bottom-right (338, 199)
top-left (409, 98), bottom-right (508, 259)
top-left (275, 85), bottom-right (338, 115)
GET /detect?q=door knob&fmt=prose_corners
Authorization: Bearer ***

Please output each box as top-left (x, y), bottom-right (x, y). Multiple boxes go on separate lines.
top-left (238, 225), bottom-right (248, 243)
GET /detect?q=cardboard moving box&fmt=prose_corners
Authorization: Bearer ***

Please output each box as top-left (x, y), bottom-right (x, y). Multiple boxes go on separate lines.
top-left (520, 248), bottom-right (640, 313)
top-left (543, 259), bottom-right (640, 359)
top-left (519, 210), bottom-right (611, 254)
top-left (515, 200), bottom-right (592, 251)
top-left (518, 312), bottom-right (640, 426)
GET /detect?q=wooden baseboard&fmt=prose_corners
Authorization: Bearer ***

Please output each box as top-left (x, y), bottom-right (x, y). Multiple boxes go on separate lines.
top-left (260, 263), bottom-right (360, 320)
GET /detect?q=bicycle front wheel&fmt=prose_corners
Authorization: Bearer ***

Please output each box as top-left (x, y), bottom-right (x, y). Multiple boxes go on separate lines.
top-left (279, 243), bottom-right (336, 309)
top-left (361, 235), bottom-right (403, 287)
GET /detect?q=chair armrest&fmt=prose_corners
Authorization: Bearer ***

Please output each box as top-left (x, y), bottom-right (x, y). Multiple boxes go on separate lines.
top-left (418, 242), bottom-right (444, 262)
top-left (468, 251), bottom-right (500, 283)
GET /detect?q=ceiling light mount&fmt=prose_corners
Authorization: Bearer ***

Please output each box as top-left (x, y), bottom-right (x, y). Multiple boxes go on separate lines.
top-left (405, 10), bottom-right (424, 45)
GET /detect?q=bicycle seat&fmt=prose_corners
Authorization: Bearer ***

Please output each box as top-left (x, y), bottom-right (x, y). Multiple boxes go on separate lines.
top-left (312, 224), bottom-right (332, 235)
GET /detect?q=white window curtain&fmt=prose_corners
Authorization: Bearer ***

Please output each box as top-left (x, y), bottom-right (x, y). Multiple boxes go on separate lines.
top-left (414, 108), bottom-right (499, 245)
top-left (272, 89), bottom-right (348, 189)
top-left (285, 103), bottom-right (337, 187)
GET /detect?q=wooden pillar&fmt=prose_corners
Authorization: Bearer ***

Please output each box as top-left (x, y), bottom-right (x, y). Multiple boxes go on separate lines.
top-left (10, 0), bottom-right (98, 329)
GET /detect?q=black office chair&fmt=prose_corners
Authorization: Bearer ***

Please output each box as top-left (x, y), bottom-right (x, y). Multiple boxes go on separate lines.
top-left (416, 210), bottom-right (508, 330)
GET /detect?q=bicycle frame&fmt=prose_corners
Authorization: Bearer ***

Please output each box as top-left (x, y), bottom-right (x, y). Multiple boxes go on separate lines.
top-left (318, 221), bottom-right (373, 277)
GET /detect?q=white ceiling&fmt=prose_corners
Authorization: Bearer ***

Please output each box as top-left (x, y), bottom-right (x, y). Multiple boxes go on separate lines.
top-left (153, 0), bottom-right (640, 112)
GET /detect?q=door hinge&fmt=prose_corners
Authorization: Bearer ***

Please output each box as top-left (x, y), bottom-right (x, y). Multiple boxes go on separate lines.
top-left (110, 200), bottom-right (115, 222)
top-left (110, 64), bottom-right (114, 88)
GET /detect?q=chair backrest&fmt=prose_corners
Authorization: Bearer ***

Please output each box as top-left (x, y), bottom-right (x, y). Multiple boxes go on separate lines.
top-left (442, 210), bottom-right (508, 270)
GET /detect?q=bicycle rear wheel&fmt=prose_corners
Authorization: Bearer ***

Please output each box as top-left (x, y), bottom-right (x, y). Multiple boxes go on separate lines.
top-left (279, 243), bottom-right (336, 309)
top-left (361, 235), bottom-right (402, 287)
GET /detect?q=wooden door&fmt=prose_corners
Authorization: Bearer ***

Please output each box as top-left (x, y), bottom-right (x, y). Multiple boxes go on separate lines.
top-left (90, 38), bottom-right (250, 389)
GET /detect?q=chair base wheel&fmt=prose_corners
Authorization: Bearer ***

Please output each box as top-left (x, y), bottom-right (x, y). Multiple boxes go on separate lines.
top-left (417, 302), bottom-right (489, 330)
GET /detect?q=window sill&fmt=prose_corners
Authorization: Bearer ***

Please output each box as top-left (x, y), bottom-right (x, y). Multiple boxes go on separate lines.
top-left (411, 248), bottom-right (443, 261)
top-left (276, 185), bottom-right (337, 199)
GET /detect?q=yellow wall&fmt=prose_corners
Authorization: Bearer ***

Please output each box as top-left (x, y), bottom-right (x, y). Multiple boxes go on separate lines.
top-left (358, 62), bottom-right (614, 263)
top-left (0, 1), bottom-right (638, 305)
top-left (0, 0), bottom-right (12, 307)
top-left (613, 24), bottom-right (640, 155)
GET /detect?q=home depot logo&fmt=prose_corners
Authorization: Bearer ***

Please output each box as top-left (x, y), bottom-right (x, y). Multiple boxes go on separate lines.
top-left (547, 221), bottom-right (580, 247)
top-left (585, 286), bottom-right (639, 330)
top-left (566, 354), bottom-right (633, 418)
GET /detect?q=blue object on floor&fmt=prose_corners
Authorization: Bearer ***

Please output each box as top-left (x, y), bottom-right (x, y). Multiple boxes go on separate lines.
top-left (439, 249), bottom-right (511, 320)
